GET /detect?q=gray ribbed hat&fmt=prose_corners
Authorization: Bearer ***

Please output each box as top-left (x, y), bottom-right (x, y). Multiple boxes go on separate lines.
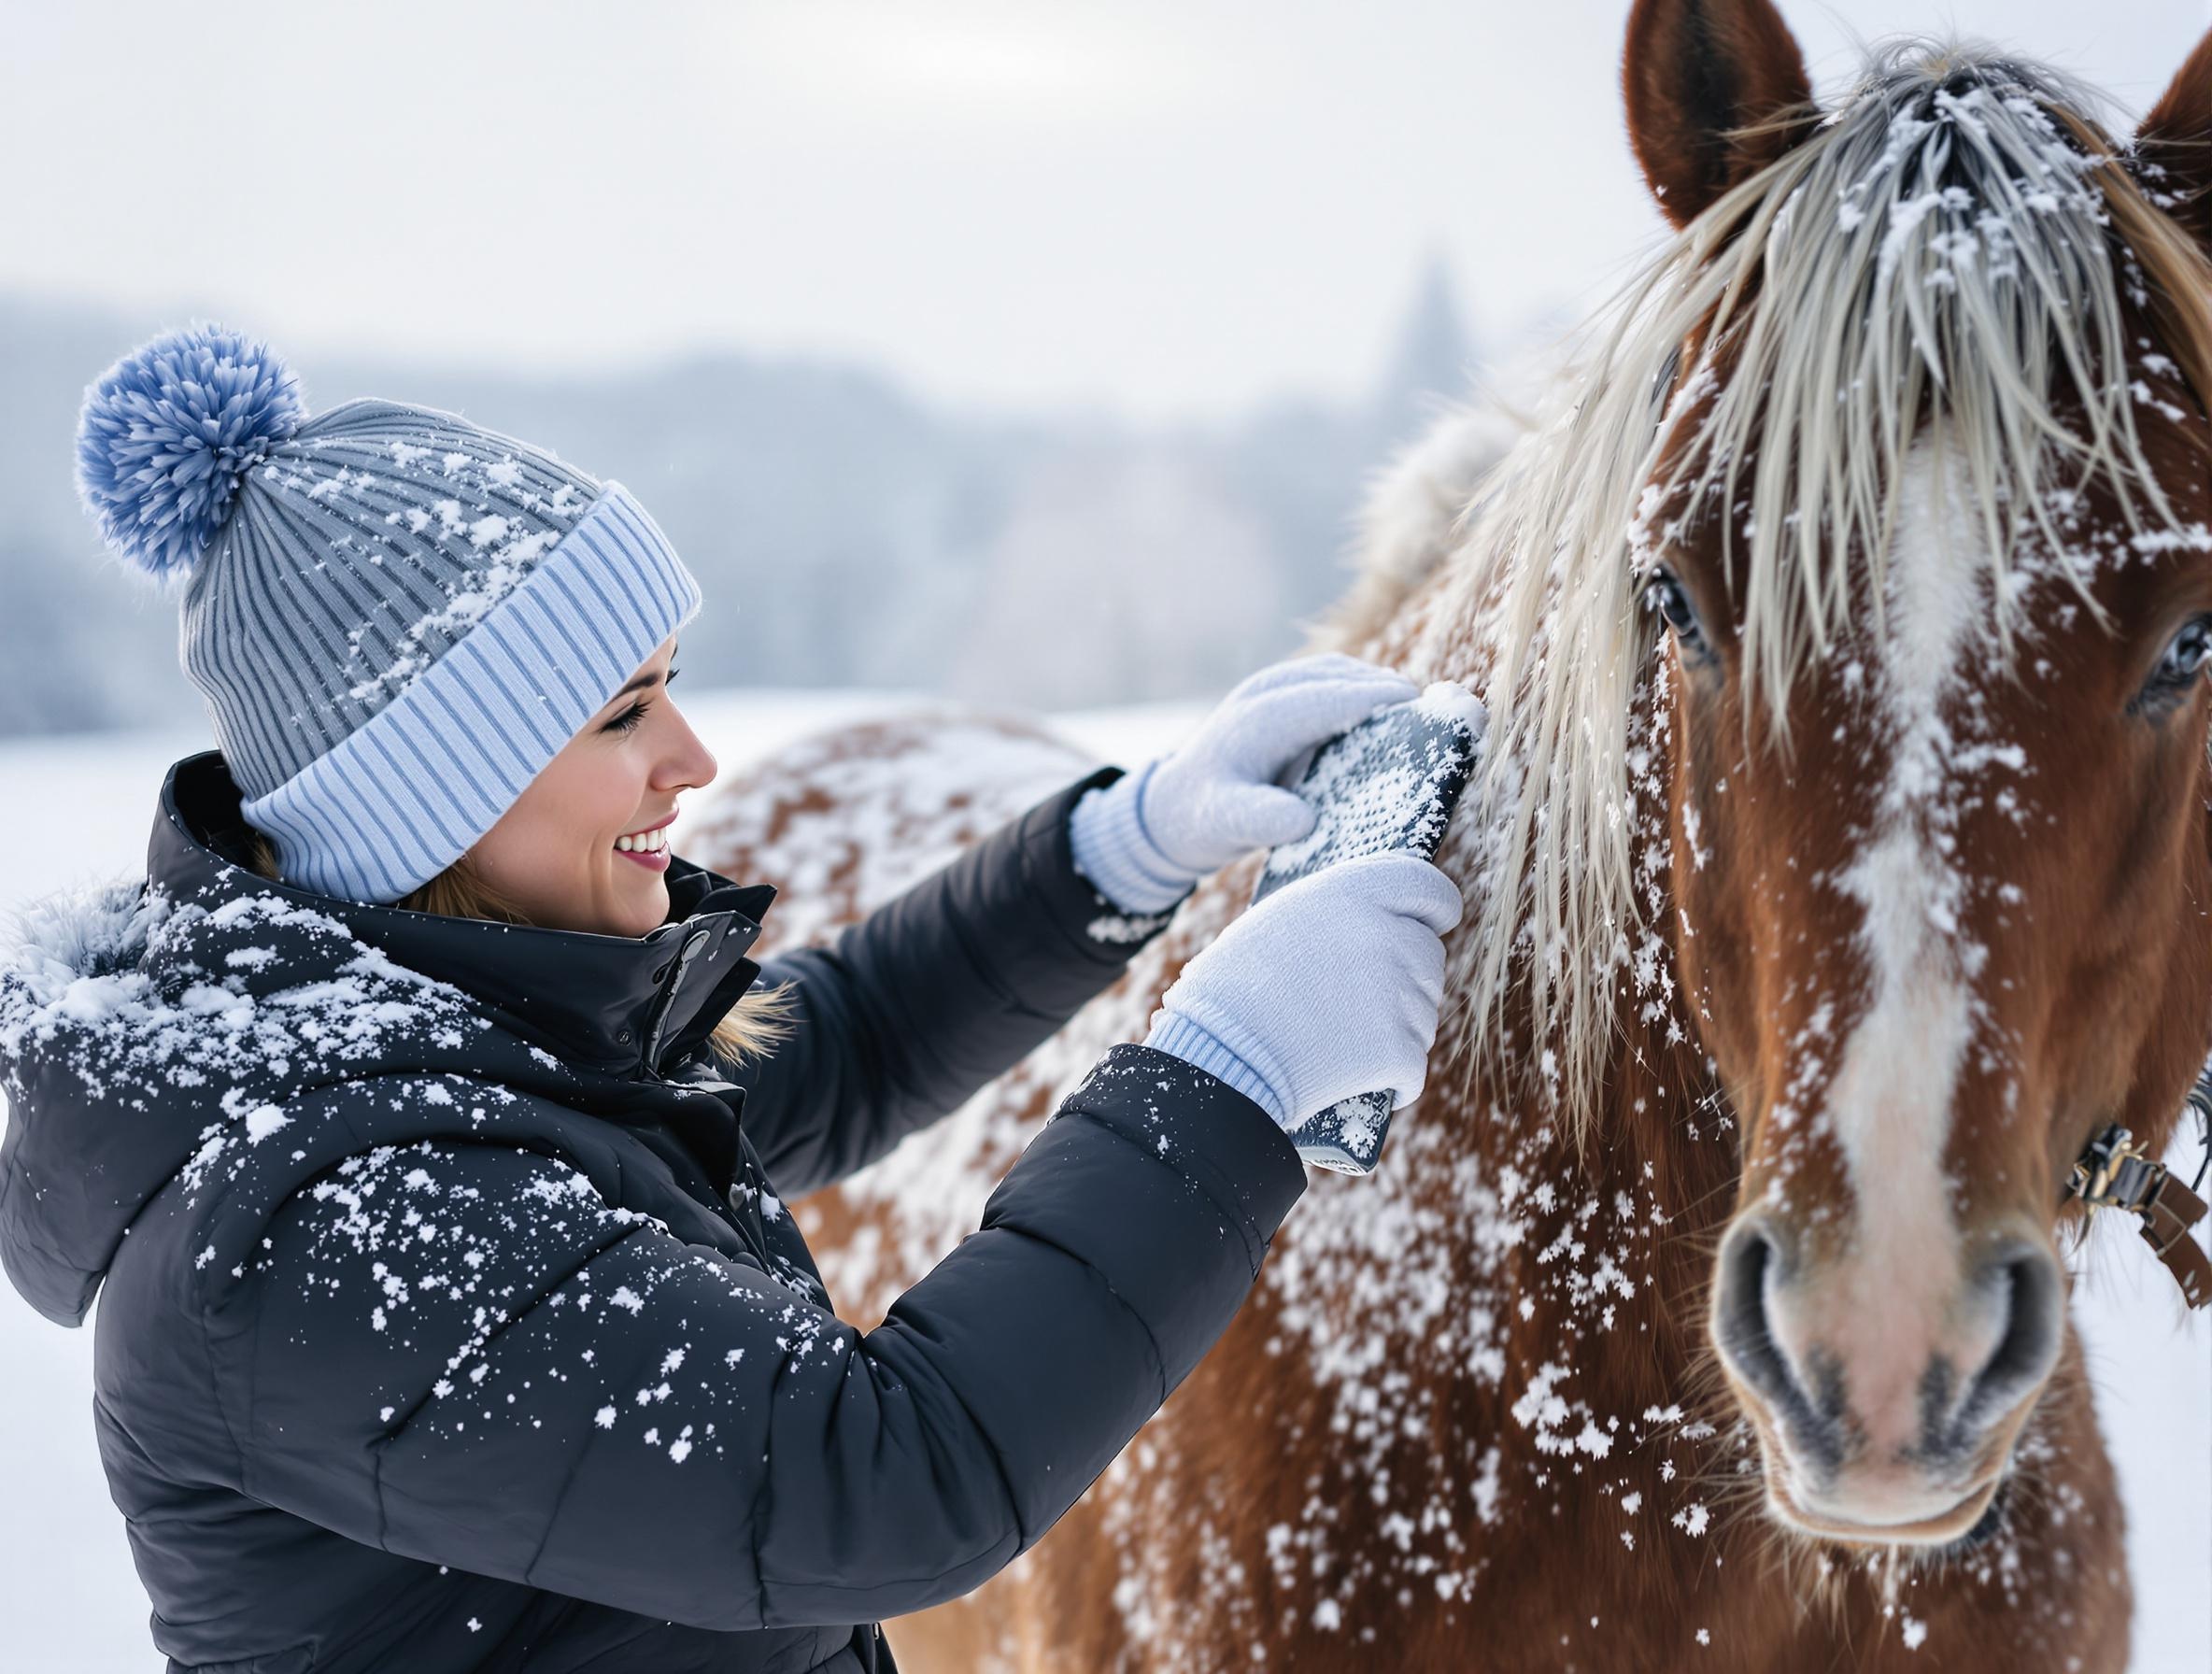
top-left (77, 325), bottom-right (703, 904)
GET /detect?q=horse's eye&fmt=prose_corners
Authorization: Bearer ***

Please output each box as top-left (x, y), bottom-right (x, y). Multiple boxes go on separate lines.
top-left (2160, 617), bottom-right (2212, 684)
top-left (1643, 568), bottom-right (1712, 663)
top-left (2144, 616), bottom-right (2212, 710)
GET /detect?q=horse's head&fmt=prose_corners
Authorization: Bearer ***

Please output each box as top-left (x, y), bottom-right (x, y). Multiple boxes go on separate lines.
top-left (1627, 0), bottom-right (2212, 1547)
top-left (1446, 0), bottom-right (2212, 1552)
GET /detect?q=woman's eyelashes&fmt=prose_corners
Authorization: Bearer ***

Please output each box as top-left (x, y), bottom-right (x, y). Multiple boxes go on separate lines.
top-left (603, 699), bottom-right (651, 734)
top-left (601, 667), bottom-right (680, 734)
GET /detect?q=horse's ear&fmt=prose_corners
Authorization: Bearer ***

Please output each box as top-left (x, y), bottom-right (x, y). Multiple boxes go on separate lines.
top-left (2135, 29), bottom-right (2212, 253)
top-left (1623, 0), bottom-right (1816, 229)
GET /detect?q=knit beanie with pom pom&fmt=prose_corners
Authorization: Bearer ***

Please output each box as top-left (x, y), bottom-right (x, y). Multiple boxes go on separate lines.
top-left (75, 325), bottom-right (703, 905)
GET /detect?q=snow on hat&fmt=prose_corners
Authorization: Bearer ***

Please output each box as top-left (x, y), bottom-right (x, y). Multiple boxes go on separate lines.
top-left (75, 324), bottom-right (703, 903)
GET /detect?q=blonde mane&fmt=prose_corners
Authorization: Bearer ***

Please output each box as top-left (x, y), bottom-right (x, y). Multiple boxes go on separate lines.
top-left (1390, 41), bottom-right (2212, 1130)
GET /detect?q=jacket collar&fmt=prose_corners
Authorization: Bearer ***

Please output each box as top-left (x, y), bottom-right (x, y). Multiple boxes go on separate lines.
top-left (151, 752), bottom-right (777, 1078)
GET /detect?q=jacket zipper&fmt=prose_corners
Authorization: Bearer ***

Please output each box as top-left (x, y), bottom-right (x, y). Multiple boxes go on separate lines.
top-left (632, 926), bottom-right (776, 1264)
top-left (639, 926), bottom-right (713, 1074)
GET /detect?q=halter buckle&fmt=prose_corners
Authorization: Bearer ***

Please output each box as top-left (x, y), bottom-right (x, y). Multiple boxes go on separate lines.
top-left (2066, 1122), bottom-right (2212, 1311)
top-left (2066, 1125), bottom-right (2160, 1213)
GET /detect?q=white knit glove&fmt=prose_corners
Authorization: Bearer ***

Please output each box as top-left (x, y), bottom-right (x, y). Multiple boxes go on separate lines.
top-left (1069, 654), bottom-right (1421, 914)
top-left (1142, 851), bottom-right (1464, 1128)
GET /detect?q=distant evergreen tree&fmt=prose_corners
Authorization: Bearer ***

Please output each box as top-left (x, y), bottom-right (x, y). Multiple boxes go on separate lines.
top-left (1371, 253), bottom-right (1479, 450)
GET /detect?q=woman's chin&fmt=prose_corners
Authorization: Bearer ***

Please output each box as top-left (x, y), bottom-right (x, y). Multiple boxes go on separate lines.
top-left (608, 875), bottom-right (670, 937)
top-left (531, 865), bottom-right (666, 938)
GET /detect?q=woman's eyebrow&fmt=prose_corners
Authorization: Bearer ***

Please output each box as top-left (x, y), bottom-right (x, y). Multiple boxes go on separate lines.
top-left (602, 644), bottom-right (679, 709)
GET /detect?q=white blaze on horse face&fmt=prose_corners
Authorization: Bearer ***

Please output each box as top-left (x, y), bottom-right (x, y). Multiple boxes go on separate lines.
top-left (1817, 441), bottom-right (1989, 1428)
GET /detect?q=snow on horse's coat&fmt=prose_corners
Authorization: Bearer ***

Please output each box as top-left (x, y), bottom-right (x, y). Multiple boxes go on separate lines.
top-left (696, 9), bottom-right (2212, 1667)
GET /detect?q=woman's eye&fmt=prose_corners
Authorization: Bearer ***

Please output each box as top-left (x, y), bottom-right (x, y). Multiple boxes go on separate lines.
top-left (603, 699), bottom-right (651, 734)
top-left (1643, 568), bottom-right (1711, 661)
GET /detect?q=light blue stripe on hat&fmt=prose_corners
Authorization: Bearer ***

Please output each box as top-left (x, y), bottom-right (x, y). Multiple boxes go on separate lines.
top-left (244, 484), bottom-right (703, 903)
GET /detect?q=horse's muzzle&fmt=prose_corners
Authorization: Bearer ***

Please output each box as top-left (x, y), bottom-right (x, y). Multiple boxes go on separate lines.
top-left (1710, 1213), bottom-right (2063, 1542)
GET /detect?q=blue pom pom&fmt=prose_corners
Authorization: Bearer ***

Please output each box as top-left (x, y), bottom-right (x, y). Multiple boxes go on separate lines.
top-left (75, 325), bottom-right (305, 578)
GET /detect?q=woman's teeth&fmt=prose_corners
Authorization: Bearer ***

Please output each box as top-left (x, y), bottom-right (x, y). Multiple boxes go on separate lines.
top-left (615, 828), bottom-right (669, 853)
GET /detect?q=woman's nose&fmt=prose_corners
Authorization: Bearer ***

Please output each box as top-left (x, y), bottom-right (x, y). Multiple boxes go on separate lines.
top-left (661, 704), bottom-right (717, 791)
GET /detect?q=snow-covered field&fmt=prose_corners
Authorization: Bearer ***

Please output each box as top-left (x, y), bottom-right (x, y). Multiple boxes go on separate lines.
top-left (1, 694), bottom-right (2205, 1672)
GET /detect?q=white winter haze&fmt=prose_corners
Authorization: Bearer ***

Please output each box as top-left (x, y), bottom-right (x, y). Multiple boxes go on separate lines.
top-left (2, 0), bottom-right (2202, 418)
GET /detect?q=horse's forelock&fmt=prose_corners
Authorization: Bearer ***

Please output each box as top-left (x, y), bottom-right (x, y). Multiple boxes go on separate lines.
top-left (1408, 39), bottom-right (2212, 1136)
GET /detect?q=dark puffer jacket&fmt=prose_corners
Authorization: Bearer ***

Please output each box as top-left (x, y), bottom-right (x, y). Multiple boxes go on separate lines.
top-left (0, 751), bottom-right (1306, 1672)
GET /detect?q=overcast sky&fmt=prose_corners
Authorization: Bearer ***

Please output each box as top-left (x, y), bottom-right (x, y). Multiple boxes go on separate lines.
top-left (5, 2), bottom-right (2205, 419)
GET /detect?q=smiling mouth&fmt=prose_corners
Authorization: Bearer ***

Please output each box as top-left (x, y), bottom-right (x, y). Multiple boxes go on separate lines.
top-left (614, 821), bottom-right (673, 872)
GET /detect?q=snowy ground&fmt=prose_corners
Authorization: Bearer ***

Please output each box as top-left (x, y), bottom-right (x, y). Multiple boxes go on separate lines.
top-left (1, 694), bottom-right (2205, 1672)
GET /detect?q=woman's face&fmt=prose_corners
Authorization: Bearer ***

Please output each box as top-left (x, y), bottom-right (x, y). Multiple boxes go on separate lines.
top-left (465, 636), bottom-right (717, 937)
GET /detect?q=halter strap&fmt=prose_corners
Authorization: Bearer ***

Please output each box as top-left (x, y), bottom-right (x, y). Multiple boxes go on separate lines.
top-left (2065, 1111), bottom-right (2212, 1311)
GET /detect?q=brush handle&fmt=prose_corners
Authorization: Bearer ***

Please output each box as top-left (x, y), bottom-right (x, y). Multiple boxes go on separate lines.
top-left (1289, 1092), bottom-right (1395, 1174)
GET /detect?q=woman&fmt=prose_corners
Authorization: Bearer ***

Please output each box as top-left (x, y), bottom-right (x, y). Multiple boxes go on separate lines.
top-left (0, 326), bottom-right (1463, 1672)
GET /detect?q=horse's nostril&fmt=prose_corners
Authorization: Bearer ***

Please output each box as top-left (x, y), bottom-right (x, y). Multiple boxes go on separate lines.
top-left (1715, 1224), bottom-right (1782, 1384)
top-left (1713, 1219), bottom-right (1850, 1479)
top-left (1956, 1245), bottom-right (2063, 1436)
top-left (1715, 1225), bottom-right (1806, 1411)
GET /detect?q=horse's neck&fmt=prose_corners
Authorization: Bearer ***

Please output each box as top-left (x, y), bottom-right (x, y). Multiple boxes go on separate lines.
top-left (1333, 555), bottom-right (1737, 1426)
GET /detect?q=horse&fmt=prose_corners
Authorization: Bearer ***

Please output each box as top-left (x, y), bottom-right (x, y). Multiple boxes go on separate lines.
top-left (688, 5), bottom-right (2212, 1667)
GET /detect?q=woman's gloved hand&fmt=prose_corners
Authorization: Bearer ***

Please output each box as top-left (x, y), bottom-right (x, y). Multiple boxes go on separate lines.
top-left (1069, 653), bottom-right (1421, 915)
top-left (1142, 851), bottom-right (1464, 1130)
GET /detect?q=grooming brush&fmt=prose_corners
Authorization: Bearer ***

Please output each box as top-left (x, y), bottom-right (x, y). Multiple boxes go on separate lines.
top-left (1249, 682), bottom-right (1485, 1174)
